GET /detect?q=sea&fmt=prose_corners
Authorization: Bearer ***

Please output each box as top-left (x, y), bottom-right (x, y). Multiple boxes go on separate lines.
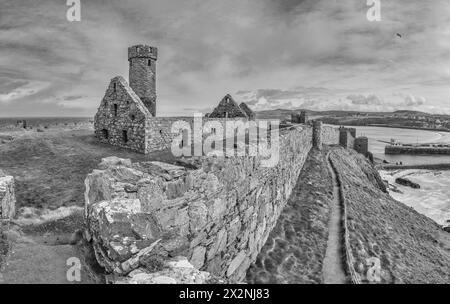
top-left (350, 125), bottom-right (450, 226)
top-left (0, 117), bottom-right (92, 129)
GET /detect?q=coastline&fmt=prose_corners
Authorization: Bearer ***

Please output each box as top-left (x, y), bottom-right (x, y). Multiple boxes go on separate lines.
top-left (379, 169), bottom-right (450, 226)
top-left (377, 163), bottom-right (450, 170)
top-left (327, 122), bottom-right (450, 133)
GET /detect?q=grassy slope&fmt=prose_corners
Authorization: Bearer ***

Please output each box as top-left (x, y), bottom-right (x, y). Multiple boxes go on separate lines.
top-left (0, 129), bottom-right (180, 209)
top-left (330, 147), bottom-right (450, 283)
top-left (246, 148), bottom-right (334, 283)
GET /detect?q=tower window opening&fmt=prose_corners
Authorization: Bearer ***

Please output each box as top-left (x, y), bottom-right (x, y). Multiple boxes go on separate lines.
top-left (113, 104), bottom-right (118, 117)
top-left (102, 129), bottom-right (109, 139)
top-left (130, 114), bottom-right (135, 121)
top-left (113, 82), bottom-right (117, 92)
top-left (148, 59), bottom-right (151, 66)
top-left (122, 130), bottom-right (128, 143)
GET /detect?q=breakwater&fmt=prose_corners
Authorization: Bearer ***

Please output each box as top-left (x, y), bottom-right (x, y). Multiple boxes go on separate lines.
top-left (385, 145), bottom-right (450, 155)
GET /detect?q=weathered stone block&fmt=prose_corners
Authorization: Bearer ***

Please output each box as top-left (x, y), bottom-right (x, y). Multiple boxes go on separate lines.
top-left (0, 172), bottom-right (16, 220)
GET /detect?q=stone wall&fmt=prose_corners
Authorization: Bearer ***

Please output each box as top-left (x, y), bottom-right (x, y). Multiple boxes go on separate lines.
top-left (144, 117), bottom-right (259, 154)
top-left (291, 111), bottom-right (308, 124)
top-left (85, 125), bottom-right (316, 282)
top-left (209, 95), bottom-right (248, 119)
top-left (339, 128), bottom-right (356, 149)
top-left (321, 124), bottom-right (340, 145)
top-left (94, 76), bottom-right (150, 153)
top-left (239, 103), bottom-right (255, 120)
top-left (354, 137), bottom-right (369, 156)
top-left (128, 45), bottom-right (157, 116)
top-left (0, 170), bottom-right (16, 220)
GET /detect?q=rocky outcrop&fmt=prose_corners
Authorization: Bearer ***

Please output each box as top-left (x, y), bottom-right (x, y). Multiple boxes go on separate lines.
top-left (0, 170), bottom-right (16, 220)
top-left (115, 257), bottom-right (212, 284)
top-left (395, 177), bottom-right (420, 189)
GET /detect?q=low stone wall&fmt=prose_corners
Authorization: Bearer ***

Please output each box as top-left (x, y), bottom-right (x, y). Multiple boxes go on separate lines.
top-left (85, 125), bottom-right (315, 282)
top-left (0, 170), bottom-right (16, 220)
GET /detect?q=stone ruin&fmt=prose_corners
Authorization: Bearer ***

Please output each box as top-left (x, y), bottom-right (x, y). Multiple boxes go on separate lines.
top-left (94, 45), bottom-right (256, 154)
top-left (339, 127), bottom-right (370, 158)
top-left (0, 169), bottom-right (16, 220)
top-left (291, 111), bottom-right (308, 124)
top-left (208, 94), bottom-right (255, 119)
top-left (84, 121), bottom-right (341, 283)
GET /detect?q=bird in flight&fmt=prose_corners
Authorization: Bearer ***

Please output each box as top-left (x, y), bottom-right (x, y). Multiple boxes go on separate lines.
top-left (396, 33), bottom-right (402, 38)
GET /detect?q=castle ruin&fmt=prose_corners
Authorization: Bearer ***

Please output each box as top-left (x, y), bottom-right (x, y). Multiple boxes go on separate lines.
top-left (94, 45), bottom-right (255, 154)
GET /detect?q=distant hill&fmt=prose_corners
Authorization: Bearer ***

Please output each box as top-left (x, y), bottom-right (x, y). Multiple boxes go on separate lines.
top-left (255, 108), bottom-right (450, 121)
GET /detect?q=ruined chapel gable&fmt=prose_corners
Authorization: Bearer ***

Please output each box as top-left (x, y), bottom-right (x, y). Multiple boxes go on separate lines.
top-left (209, 94), bottom-right (248, 118)
top-left (94, 76), bottom-right (151, 153)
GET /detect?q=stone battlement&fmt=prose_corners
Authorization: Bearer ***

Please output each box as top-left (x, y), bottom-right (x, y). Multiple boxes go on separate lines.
top-left (128, 44), bottom-right (158, 60)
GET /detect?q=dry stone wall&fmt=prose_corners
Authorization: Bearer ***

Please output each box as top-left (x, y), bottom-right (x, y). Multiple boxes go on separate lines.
top-left (0, 170), bottom-right (16, 220)
top-left (85, 125), bottom-right (316, 282)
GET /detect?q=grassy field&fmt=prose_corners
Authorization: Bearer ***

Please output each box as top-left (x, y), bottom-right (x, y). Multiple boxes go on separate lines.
top-left (0, 127), bottom-right (179, 210)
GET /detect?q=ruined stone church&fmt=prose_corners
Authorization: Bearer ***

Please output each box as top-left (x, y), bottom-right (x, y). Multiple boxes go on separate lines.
top-left (94, 44), bottom-right (255, 153)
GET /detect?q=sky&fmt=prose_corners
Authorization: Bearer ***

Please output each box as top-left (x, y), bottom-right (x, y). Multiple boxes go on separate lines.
top-left (1, 0), bottom-right (450, 117)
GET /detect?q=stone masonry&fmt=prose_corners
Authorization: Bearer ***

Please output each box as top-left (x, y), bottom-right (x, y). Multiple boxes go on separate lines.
top-left (209, 94), bottom-right (248, 119)
top-left (85, 125), bottom-right (316, 282)
top-left (84, 122), bottom-right (344, 283)
top-left (94, 45), bottom-right (258, 154)
top-left (238, 102), bottom-right (256, 120)
top-left (355, 136), bottom-right (369, 156)
top-left (312, 120), bottom-right (323, 150)
top-left (94, 76), bottom-right (151, 153)
top-left (338, 126), bottom-right (369, 157)
top-left (0, 170), bottom-right (16, 220)
top-left (128, 45), bottom-right (157, 117)
top-left (291, 111), bottom-right (308, 124)
top-left (339, 127), bottom-right (356, 149)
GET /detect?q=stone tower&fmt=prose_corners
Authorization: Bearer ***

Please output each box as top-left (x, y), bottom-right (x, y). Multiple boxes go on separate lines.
top-left (128, 45), bottom-right (158, 116)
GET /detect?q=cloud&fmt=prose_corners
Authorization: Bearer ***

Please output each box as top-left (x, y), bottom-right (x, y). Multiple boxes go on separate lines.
top-left (346, 94), bottom-right (384, 105)
top-left (404, 94), bottom-right (426, 106)
top-left (1, 0), bottom-right (450, 116)
top-left (63, 95), bottom-right (85, 101)
top-left (0, 80), bottom-right (50, 104)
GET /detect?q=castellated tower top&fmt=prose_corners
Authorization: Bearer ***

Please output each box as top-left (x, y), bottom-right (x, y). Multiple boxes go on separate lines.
top-left (128, 45), bottom-right (158, 61)
top-left (128, 44), bottom-right (158, 116)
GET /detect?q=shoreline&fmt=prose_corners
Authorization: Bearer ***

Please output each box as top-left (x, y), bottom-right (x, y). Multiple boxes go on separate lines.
top-left (327, 123), bottom-right (450, 133)
top-left (367, 124), bottom-right (450, 133)
top-left (377, 163), bottom-right (450, 171)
